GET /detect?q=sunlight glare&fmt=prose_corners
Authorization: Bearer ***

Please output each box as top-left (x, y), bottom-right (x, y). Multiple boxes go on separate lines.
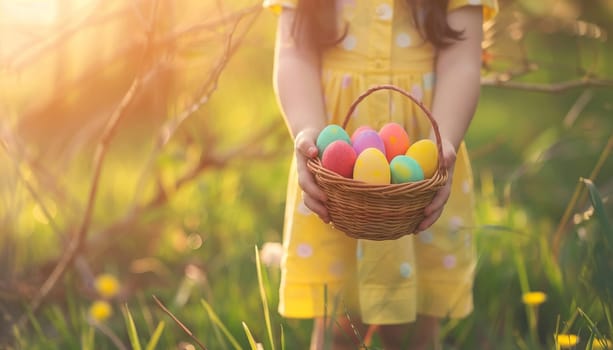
top-left (0, 0), bottom-right (58, 26)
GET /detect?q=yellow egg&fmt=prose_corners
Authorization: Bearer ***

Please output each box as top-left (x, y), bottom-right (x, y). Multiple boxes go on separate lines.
top-left (405, 139), bottom-right (438, 178)
top-left (353, 148), bottom-right (390, 184)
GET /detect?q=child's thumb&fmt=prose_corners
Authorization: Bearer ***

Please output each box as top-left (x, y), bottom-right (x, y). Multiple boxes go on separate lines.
top-left (296, 138), bottom-right (319, 159)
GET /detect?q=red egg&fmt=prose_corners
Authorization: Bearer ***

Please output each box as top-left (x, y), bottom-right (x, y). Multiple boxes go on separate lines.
top-left (352, 130), bottom-right (386, 156)
top-left (350, 125), bottom-right (375, 143)
top-left (321, 140), bottom-right (357, 178)
top-left (379, 122), bottom-right (410, 162)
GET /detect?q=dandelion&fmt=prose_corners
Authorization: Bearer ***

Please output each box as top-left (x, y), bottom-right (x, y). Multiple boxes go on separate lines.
top-left (94, 273), bottom-right (120, 299)
top-left (593, 338), bottom-right (613, 349)
top-left (556, 334), bottom-right (579, 348)
top-left (88, 300), bottom-right (113, 322)
top-left (522, 291), bottom-right (547, 306)
top-left (260, 242), bottom-right (283, 268)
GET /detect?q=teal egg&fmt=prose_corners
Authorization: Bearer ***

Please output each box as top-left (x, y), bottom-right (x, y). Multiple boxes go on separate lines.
top-left (390, 155), bottom-right (424, 184)
top-left (316, 124), bottom-right (351, 156)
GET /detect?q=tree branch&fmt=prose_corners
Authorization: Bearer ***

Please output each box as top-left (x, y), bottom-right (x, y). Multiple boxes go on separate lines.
top-left (481, 76), bottom-right (613, 92)
top-left (14, 0), bottom-right (162, 328)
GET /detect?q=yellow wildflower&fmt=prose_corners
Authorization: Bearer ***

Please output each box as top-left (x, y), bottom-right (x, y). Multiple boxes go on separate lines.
top-left (556, 334), bottom-right (579, 348)
top-left (88, 300), bottom-right (113, 322)
top-left (94, 273), bottom-right (120, 298)
top-left (593, 338), bottom-right (613, 349)
top-left (522, 291), bottom-right (547, 306)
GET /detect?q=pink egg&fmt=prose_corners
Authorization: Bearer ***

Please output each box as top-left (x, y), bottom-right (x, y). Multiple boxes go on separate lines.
top-left (379, 122), bottom-right (410, 162)
top-left (321, 140), bottom-right (357, 178)
top-left (352, 130), bottom-right (386, 156)
top-left (350, 125), bottom-right (375, 143)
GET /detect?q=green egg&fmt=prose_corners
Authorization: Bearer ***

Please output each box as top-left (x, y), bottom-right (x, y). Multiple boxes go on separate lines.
top-left (316, 124), bottom-right (351, 156)
top-left (390, 155), bottom-right (424, 184)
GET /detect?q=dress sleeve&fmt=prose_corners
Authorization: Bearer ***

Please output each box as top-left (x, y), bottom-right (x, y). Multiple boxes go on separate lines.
top-left (262, 0), bottom-right (298, 15)
top-left (448, 0), bottom-right (499, 22)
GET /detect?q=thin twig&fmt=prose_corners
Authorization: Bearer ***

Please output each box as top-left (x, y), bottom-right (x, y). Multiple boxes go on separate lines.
top-left (552, 135), bottom-right (613, 259)
top-left (131, 5), bottom-right (261, 203)
top-left (91, 320), bottom-right (130, 350)
top-left (152, 295), bottom-right (208, 350)
top-left (481, 76), bottom-right (613, 92)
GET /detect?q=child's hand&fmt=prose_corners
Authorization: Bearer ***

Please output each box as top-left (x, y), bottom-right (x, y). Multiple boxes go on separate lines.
top-left (417, 139), bottom-right (457, 231)
top-left (294, 128), bottom-right (330, 223)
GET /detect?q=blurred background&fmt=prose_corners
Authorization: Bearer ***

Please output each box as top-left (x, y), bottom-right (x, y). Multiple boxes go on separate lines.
top-left (0, 0), bottom-right (612, 349)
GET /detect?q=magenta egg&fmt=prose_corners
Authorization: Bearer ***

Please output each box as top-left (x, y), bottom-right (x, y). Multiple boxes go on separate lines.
top-left (321, 140), bottom-right (357, 178)
top-left (352, 130), bottom-right (386, 156)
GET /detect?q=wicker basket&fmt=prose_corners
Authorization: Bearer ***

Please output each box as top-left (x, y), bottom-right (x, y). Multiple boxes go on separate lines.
top-left (307, 84), bottom-right (448, 241)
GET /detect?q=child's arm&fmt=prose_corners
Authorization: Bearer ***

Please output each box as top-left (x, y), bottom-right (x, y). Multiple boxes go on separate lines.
top-left (419, 6), bottom-right (484, 231)
top-left (273, 8), bottom-right (330, 222)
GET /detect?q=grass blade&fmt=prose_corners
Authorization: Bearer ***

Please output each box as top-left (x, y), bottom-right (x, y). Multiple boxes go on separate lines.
top-left (81, 324), bottom-right (95, 350)
top-left (122, 303), bottom-right (142, 350)
top-left (581, 178), bottom-right (612, 237)
top-left (200, 299), bottom-right (242, 350)
top-left (255, 245), bottom-right (276, 350)
top-left (242, 321), bottom-right (259, 350)
top-left (145, 321), bottom-right (165, 350)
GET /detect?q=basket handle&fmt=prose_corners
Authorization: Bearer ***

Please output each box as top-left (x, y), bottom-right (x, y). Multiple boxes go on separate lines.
top-left (341, 84), bottom-right (445, 174)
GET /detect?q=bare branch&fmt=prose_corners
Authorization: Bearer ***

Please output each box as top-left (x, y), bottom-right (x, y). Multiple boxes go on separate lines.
top-left (481, 76), bottom-right (613, 93)
top-left (153, 295), bottom-right (208, 350)
top-left (15, 0), bottom-right (162, 328)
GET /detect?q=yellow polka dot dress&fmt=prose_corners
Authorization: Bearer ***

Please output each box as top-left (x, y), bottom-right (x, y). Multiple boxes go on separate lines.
top-left (264, 0), bottom-right (498, 324)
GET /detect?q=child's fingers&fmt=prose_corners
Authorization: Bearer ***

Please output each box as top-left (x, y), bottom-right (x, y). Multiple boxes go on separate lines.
top-left (294, 130), bottom-right (319, 158)
top-left (424, 184), bottom-right (450, 216)
top-left (303, 192), bottom-right (330, 223)
top-left (417, 209), bottom-right (442, 232)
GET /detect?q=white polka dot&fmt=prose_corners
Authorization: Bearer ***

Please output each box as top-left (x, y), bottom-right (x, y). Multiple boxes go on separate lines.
top-left (419, 230), bottom-right (434, 244)
top-left (296, 243), bottom-right (313, 258)
top-left (356, 241), bottom-right (363, 259)
top-left (376, 3), bottom-right (393, 21)
top-left (341, 74), bottom-right (352, 88)
top-left (468, 0), bottom-right (481, 4)
top-left (449, 216), bottom-right (463, 231)
top-left (411, 84), bottom-right (423, 101)
top-left (395, 33), bottom-right (412, 48)
top-left (329, 261), bottom-right (345, 276)
top-left (297, 201), bottom-right (312, 215)
top-left (341, 34), bottom-right (357, 51)
top-left (443, 255), bottom-right (457, 269)
top-left (423, 72), bottom-right (435, 90)
top-left (399, 262), bottom-right (412, 278)
top-left (462, 180), bottom-right (471, 194)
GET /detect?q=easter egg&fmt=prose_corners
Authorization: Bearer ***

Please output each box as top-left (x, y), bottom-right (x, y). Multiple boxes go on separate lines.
top-left (405, 139), bottom-right (438, 178)
top-left (350, 125), bottom-right (375, 143)
top-left (353, 148), bottom-right (390, 185)
top-left (316, 124), bottom-right (351, 156)
top-left (379, 122), bottom-right (410, 162)
top-left (321, 140), bottom-right (357, 178)
top-left (352, 130), bottom-right (386, 156)
top-left (390, 155), bottom-right (424, 184)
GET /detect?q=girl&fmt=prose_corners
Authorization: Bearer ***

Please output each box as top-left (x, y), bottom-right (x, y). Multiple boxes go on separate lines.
top-left (264, 0), bottom-right (497, 349)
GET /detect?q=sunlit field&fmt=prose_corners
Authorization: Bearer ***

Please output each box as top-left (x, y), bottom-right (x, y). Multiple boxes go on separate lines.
top-left (1, 0), bottom-right (612, 349)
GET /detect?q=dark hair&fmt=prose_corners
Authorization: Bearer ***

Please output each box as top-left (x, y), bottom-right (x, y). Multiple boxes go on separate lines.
top-left (293, 0), bottom-right (464, 49)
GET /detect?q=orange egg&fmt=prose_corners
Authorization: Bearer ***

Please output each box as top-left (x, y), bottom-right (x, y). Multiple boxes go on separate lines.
top-left (379, 122), bottom-right (410, 162)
